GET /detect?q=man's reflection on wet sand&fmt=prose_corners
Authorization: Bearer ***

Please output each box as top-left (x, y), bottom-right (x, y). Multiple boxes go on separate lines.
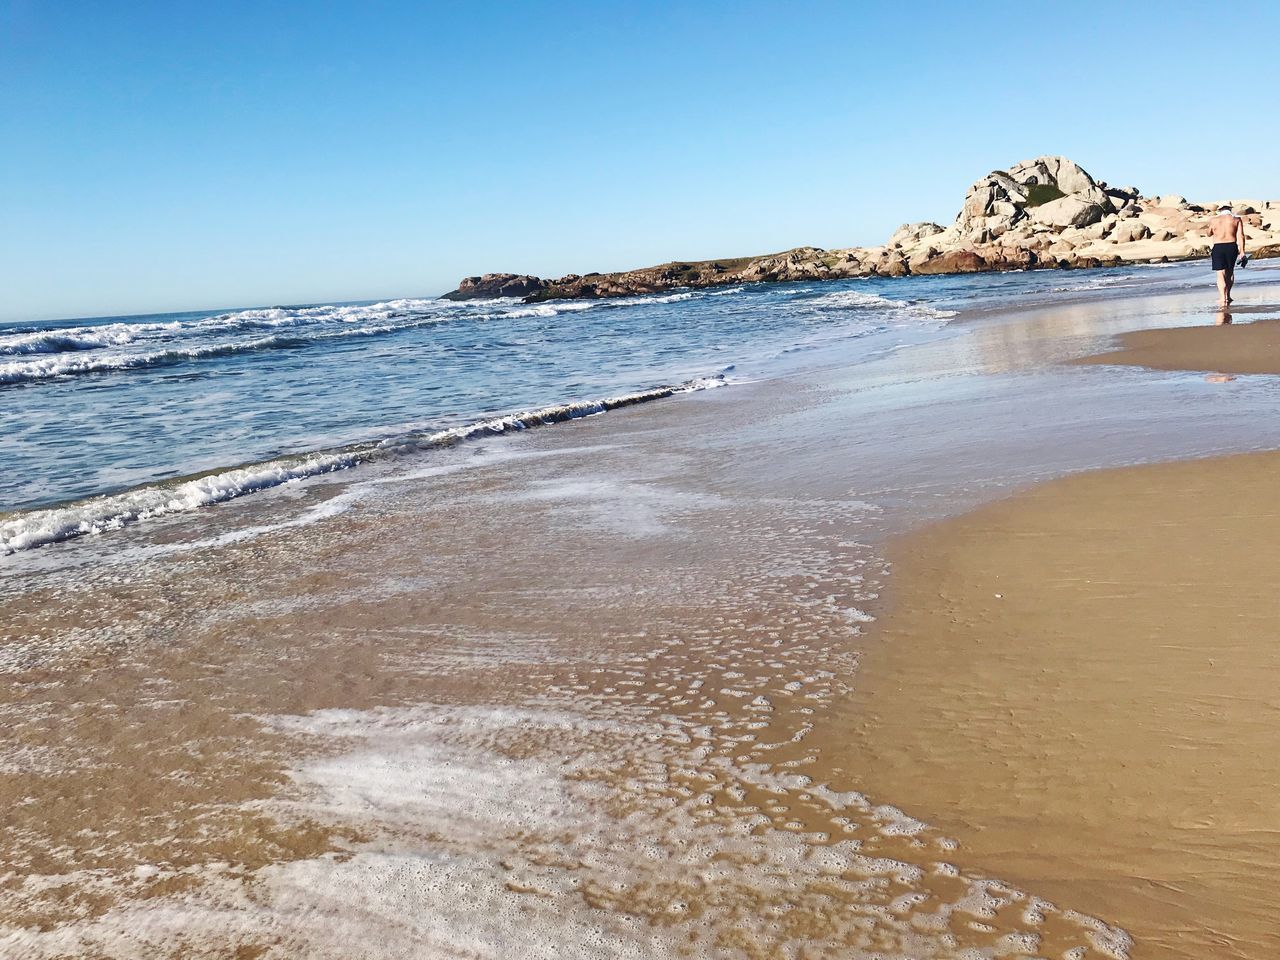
top-left (1206, 308), bottom-right (1238, 380)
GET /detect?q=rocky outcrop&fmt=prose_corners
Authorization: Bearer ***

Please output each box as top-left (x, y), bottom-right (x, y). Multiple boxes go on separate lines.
top-left (956, 156), bottom-right (1113, 241)
top-left (442, 157), bottom-right (1280, 302)
top-left (442, 273), bottom-right (548, 300)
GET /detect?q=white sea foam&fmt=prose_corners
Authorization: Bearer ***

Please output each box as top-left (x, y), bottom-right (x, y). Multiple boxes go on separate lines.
top-left (0, 299), bottom-right (464, 365)
top-left (626, 290), bottom-right (697, 304)
top-left (491, 301), bottom-right (599, 320)
top-left (0, 296), bottom-right (631, 385)
top-left (0, 315), bottom-right (500, 386)
top-left (804, 288), bottom-right (958, 320)
top-left (198, 297), bottom-right (447, 330)
top-left (0, 449), bottom-right (364, 554)
top-left (0, 335), bottom-right (298, 384)
top-left (0, 376), bottom-right (727, 554)
top-left (0, 321), bottom-right (181, 356)
top-left (494, 289), bottom-right (711, 320)
top-left (0, 701), bottom-right (1133, 958)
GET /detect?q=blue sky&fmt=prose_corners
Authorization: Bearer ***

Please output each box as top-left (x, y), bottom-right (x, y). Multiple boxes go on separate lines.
top-left (3, 1), bottom-right (1278, 321)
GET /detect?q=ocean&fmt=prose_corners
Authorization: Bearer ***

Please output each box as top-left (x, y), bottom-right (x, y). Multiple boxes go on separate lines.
top-left (0, 264), bottom-right (1203, 556)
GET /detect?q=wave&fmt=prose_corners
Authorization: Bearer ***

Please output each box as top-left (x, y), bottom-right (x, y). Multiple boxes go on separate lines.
top-left (0, 335), bottom-right (307, 385)
top-left (0, 289), bottom-right (734, 386)
top-left (0, 375), bottom-right (727, 554)
top-left (0, 315), bottom-right (510, 386)
top-left (490, 301), bottom-right (600, 320)
top-left (1050, 273), bottom-right (1144, 293)
top-left (0, 300), bottom-right (456, 362)
top-left (0, 294), bottom-right (660, 385)
top-left (0, 321), bottom-right (183, 357)
top-left (803, 288), bottom-right (957, 320)
top-left (491, 290), bottom-right (705, 319)
top-left (804, 289), bottom-right (905, 309)
top-left (194, 298), bottom-right (450, 331)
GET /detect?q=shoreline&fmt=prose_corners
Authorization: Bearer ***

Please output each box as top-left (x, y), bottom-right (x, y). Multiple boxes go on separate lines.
top-left (7, 276), bottom-right (1280, 956)
top-left (7, 379), bottom-right (1126, 956)
top-left (10, 255), bottom-right (1277, 565)
top-left (0, 375), bottom-right (726, 557)
top-left (1075, 313), bottom-right (1280, 375)
top-left (446, 248), bottom-right (1266, 305)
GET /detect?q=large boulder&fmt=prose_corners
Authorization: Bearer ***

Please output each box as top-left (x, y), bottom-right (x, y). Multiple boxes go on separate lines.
top-left (1077, 217), bottom-right (1116, 240)
top-left (985, 246), bottom-right (1038, 270)
top-left (1027, 194), bottom-right (1109, 229)
top-left (888, 221), bottom-right (946, 248)
top-left (739, 247), bottom-right (833, 282)
top-left (912, 249), bottom-right (988, 275)
top-left (443, 272), bottom-right (548, 300)
top-left (1106, 185), bottom-right (1140, 202)
top-left (1111, 221), bottom-right (1152, 243)
top-left (875, 254), bottom-right (910, 277)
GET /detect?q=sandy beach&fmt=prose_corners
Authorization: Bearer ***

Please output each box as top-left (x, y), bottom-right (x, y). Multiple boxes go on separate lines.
top-left (1076, 312), bottom-right (1280, 375)
top-left (841, 450), bottom-right (1280, 959)
top-left (6, 267), bottom-right (1280, 958)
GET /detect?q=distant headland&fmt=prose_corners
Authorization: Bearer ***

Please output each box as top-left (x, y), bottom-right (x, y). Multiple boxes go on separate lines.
top-left (443, 156), bottom-right (1279, 302)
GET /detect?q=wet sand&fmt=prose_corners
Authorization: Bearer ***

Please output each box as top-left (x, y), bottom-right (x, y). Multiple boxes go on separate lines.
top-left (840, 451), bottom-right (1280, 959)
top-left (1075, 312), bottom-right (1280, 375)
top-left (0, 383), bottom-right (1138, 959)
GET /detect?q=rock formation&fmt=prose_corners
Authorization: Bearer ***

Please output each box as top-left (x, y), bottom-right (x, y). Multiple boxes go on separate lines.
top-left (442, 273), bottom-right (548, 300)
top-left (443, 157), bottom-right (1280, 302)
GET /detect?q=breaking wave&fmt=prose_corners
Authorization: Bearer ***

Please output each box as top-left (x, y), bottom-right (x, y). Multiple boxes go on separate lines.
top-left (0, 335), bottom-right (307, 384)
top-left (802, 288), bottom-right (958, 320)
top-left (0, 375), bottom-right (726, 554)
top-left (0, 293), bottom-right (730, 387)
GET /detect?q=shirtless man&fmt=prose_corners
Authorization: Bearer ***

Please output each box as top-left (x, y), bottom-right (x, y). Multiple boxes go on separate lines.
top-left (1206, 205), bottom-right (1247, 305)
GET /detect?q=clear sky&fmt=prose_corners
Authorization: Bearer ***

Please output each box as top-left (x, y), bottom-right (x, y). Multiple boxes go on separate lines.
top-left (4, 1), bottom-right (1278, 322)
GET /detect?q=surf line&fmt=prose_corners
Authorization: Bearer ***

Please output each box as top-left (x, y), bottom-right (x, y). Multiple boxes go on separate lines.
top-left (1, 375), bottom-right (728, 555)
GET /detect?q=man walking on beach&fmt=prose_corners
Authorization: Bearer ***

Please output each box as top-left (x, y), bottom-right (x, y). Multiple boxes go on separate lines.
top-left (1207, 205), bottom-right (1247, 305)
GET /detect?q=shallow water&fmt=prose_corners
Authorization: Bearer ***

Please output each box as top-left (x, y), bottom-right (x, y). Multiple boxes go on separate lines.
top-left (0, 260), bottom-right (1246, 556)
top-left (1, 283), bottom-right (953, 513)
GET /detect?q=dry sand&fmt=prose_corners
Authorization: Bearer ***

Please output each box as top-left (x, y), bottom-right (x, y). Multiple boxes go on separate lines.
top-left (1075, 312), bottom-right (1280, 375)
top-left (838, 450), bottom-right (1280, 959)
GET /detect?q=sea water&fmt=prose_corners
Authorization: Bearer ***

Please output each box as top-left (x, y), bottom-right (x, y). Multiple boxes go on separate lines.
top-left (0, 262), bottom-right (1214, 553)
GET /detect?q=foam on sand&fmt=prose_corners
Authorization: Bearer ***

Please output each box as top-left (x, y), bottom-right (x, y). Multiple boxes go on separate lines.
top-left (2, 703), bottom-right (1132, 959)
